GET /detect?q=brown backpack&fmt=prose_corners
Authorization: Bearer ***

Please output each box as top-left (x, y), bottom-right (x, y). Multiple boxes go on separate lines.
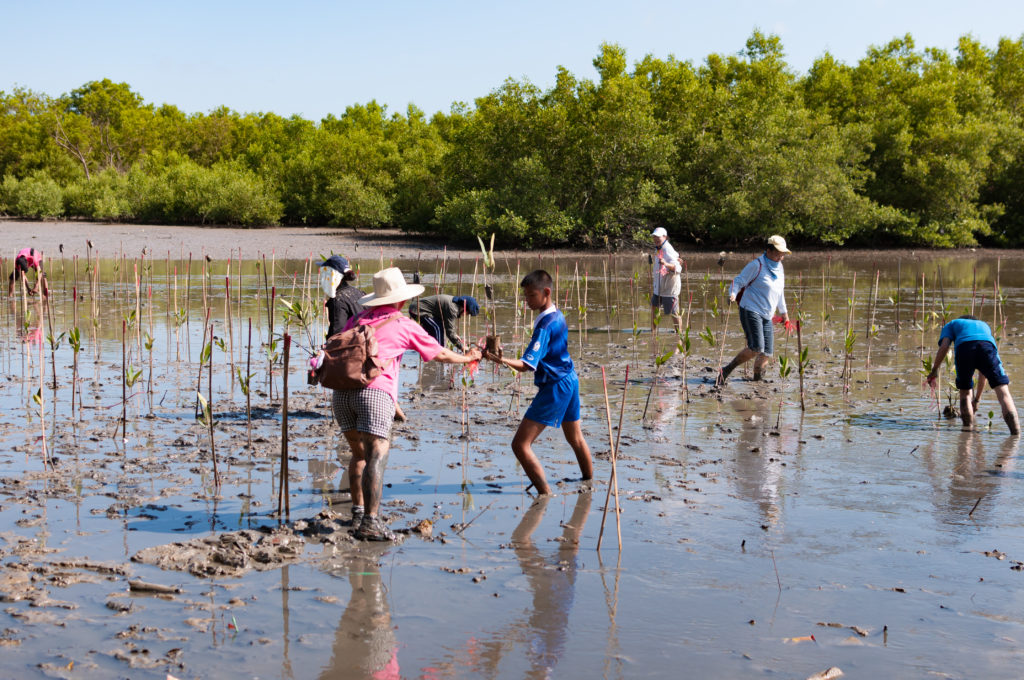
top-left (314, 314), bottom-right (399, 390)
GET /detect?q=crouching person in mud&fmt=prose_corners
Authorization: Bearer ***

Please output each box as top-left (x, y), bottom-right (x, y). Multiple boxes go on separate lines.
top-left (926, 314), bottom-right (1020, 434)
top-left (483, 270), bottom-right (593, 495)
top-left (336, 267), bottom-right (481, 541)
top-left (8, 247), bottom-right (47, 297)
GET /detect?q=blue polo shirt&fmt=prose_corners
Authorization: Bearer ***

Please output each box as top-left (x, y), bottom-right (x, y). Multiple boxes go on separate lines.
top-left (521, 306), bottom-right (574, 386)
top-left (939, 318), bottom-right (997, 348)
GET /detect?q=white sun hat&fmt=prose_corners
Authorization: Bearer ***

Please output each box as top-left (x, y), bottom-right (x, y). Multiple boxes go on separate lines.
top-left (358, 267), bottom-right (425, 307)
top-left (767, 235), bottom-right (791, 253)
top-left (651, 227), bottom-right (668, 238)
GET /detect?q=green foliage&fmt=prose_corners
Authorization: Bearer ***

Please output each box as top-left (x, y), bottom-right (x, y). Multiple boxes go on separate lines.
top-left (6, 34), bottom-right (1024, 245)
top-left (1, 170), bottom-right (63, 218)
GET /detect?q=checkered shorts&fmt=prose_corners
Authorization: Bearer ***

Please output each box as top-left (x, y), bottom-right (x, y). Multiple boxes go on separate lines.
top-left (331, 387), bottom-right (395, 439)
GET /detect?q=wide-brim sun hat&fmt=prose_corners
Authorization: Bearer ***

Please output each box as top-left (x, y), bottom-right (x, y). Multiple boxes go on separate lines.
top-left (358, 267), bottom-right (425, 307)
top-left (767, 235), bottom-right (791, 253)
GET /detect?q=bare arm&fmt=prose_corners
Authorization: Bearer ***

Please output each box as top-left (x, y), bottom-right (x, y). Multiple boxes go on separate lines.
top-left (432, 346), bottom-right (481, 365)
top-left (927, 337), bottom-right (952, 388)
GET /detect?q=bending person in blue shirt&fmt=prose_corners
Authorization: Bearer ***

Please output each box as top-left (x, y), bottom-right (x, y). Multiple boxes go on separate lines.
top-left (926, 315), bottom-right (1019, 434)
top-left (484, 270), bottom-right (593, 495)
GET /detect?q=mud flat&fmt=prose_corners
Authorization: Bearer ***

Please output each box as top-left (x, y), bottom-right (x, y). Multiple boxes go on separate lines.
top-left (0, 244), bottom-right (1023, 678)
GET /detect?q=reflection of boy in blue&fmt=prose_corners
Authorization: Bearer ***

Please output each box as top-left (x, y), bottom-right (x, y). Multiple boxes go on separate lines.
top-left (484, 270), bottom-right (593, 494)
top-left (927, 315), bottom-right (1019, 434)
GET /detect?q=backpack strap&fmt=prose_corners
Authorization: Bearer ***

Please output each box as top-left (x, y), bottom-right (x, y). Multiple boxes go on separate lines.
top-left (364, 313), bottom-right (401, 371)
top-left (740, 257), bottom-right (763, 292)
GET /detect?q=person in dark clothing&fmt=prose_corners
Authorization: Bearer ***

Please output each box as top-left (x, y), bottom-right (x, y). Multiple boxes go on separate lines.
top-left (319, 255), bottom-right (407, 422)
top-left (320, 255), bottom-right (364, 339)
top-left (408, 294), bottom-right (479, 351)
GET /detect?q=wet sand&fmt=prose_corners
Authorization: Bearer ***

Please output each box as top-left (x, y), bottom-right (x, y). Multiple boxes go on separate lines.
top-left (4, 218), bottom-right (1023, 262)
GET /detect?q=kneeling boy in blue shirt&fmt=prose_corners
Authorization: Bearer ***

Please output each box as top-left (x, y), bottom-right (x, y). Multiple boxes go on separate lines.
top-left (484, 270), bottom-right (593, 494)
top-left (926, 315), bottom-right (1020, 434)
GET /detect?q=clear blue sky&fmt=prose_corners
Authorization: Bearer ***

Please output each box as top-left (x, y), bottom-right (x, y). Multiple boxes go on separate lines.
top-left (4, 0), bottom-right (1022, 120)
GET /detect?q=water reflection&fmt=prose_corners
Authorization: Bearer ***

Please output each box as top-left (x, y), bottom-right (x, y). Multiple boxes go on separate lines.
top-left (320, 552), bottom-right (400, 680)
top-left (729, 399), bottom-right (784, 527)
top-left (935, 432), bottom-right (1019, 524)
top-left (424, 491), bottom-right (591, 679)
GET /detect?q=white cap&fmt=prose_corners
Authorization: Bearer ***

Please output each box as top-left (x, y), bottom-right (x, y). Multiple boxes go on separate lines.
top-left (767, 235), bottom-right (791, 253)
top-left (651, 227), bottom-right (668, 238)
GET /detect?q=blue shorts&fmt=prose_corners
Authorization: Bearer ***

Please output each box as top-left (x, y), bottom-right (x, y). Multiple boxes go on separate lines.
top-left (954, 340), bottom-right (1009, 390)
top-left (524, 372), bottom-right (581, 427)
top-left (739, 306), bottom-right (774, 356)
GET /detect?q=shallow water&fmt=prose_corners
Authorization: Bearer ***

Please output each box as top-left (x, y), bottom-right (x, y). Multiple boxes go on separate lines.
top-left (2, 250), bottom-right (1024, 678)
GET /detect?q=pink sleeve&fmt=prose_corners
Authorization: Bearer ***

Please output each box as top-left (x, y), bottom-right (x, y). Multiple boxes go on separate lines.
top-left (401, 318), bottom-right (443, 361)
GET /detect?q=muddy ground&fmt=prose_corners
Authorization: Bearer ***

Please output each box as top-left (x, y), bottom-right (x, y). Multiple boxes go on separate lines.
top-left (0, 240), bottom-right (1022, 678)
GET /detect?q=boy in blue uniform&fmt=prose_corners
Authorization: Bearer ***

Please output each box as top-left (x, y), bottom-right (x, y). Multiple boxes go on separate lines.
top-left (926, 315), bottom-right (1019, 434)
top-left (484, 270), bottom-right (593, 494)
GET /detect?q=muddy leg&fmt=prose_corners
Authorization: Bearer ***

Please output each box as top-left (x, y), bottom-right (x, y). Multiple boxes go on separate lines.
top-left (512, 418), bottom-right (551, 495)
top-left (753, 353), bottom-right (770, 381)
top-left (719, 347), bottom-right (756, 385)
top-left (671, 313), bottom-right (683, 341)
top-left (561, 419), bottom-right (593, 481)
top-left (344, 429), bottom-right (365, 507)
top-left (993, 384), bottom-right (1020, 435)
top-left (359, 433), bottom-right (391, 516)
top-left (959, 388), bottom-right (975, 430)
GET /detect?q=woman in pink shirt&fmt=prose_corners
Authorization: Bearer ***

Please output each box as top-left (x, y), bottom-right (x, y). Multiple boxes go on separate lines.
top-left (8, 247), bottom-right (46, 296)
top-left (336, 267), bottom-right (481, 541)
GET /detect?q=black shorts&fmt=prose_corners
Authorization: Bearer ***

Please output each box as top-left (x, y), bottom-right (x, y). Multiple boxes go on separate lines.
top-left (10, 255), bottom-right (30, 279)
top-left (954, 340), bottom-right (1009, 390)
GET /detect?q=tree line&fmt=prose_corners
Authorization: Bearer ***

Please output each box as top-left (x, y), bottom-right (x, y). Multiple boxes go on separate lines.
top-left (3, 31), bottom-right (1024, 249)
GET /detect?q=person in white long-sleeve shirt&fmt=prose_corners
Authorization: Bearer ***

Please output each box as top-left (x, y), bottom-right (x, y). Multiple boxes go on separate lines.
top-left (717, 235), bottom-right (792, 385)
top-left (650, 227), bottom-right (683, 336)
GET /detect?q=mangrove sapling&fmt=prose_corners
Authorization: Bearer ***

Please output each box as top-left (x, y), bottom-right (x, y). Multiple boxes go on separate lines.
top-left (841, 273), bottom-right (857, 390)
top-left (920, 355), bottom-right (944, 421)
top-left (194, 316), bottom-right (212, 419)
top-left (678, 326), bottom-right (692, 409)
top-left (642, 348), bottom-right (675, 424)
top-left (196, 390), bottom-right (220, 492)
top-left (240, 319), bottom-right (253, 449)
top-left (144, 332), bottom-right (154, 411)
top-left (45, 329), bottom-right (65, 391)
top-left (225, 275), bottom-right (235, 385)
top-left (277, 333), bottom-right (291, 518)
top-left (714, 299), bottom-right (733, 386)
top-left (775, 355), bottom-right (793, 430)
top-left (185, 253), bottom-right (192, 358)
top-left (120, 320), bottom-right (127, 443)
top-left (865, 269), bottom-right (880, 369)
top-left (68, 327), bottom-right (81, 420)
top-left (796, 320), bottom-right (808, 411)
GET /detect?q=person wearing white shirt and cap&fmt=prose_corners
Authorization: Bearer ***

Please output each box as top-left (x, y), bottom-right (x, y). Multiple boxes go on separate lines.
top-left (650, 227), bottom-right (683, 337)
top-left (717, 235), bottom-right (792, 386)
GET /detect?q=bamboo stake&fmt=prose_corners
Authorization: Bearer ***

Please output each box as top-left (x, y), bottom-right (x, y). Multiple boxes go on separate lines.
top-left (204, 323), bottom-right (219, 491)
top-left (597, 365), bottom-right (627, 552)
top-left (121, 319), bottom-right (127, 444)
top-left (246, 318), bottom-right (253, 449)
top-left (277, 333), bottom-right (291, 518)
top-left (797, 319), bottom-right (806, 411)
